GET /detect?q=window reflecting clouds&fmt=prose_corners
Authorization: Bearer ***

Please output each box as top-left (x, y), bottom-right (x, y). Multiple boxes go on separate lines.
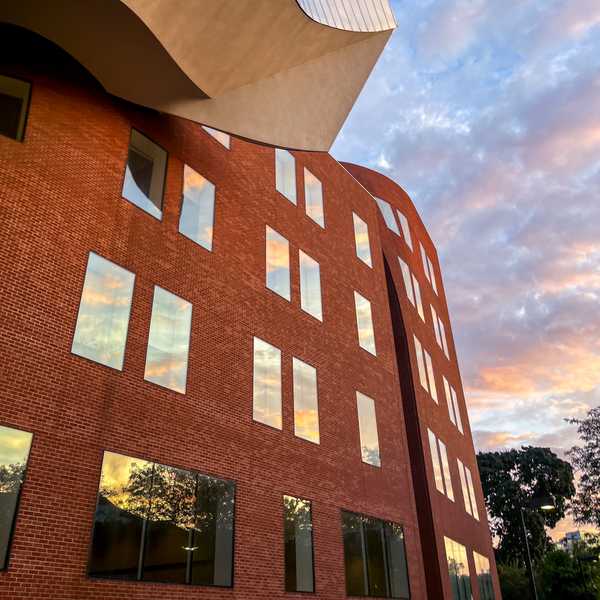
top-left (413, 275), bottom-right (424, 321)
top-left (428, 429), bottom-right (445, 494)
top-left (396, 210), bottom-right (412, 250)
top-left (354, 291), bottom-right (376, 355)
top-left (179, 165), bottom-right (215, 251)
top-left (444, 536), bottom-right (472, 600)
top-left (353, 213), bottom-right (372, 267)
top-left (299, 250), bottom-right (322, 321)
top-left (72, 252), bottom-right (135, 370)
top-left (293, 358), bottom-right (320, 443)
top-left (202, 126), bottom-right (230, 149)
top-left (465, 467), bottom-right (479, 520)
top-left (398, 258), bottom-right (414, 305)
top-left (283, 495), bottom-right (315, 593)
top-left (266, 226), bottom-right (291, 301)
top-left (304, 168), bottom-right (324, 227)
top-left (144, 287), bottom-right (192, 394)
top-left (275, 148), bottom-right (297, 204)
top-left (438, 440), bottom-right (454, 501)
top-left (356, 392), bottom-right (380, 467)
top-left (457, 459), bottom-right (472, 516)
top-left (0, 425), bottom-right (32, 570)
top-left (424, 350), bottom-right (437, 403)
top-left (89, 451), bottom-right (235, 587)
top-left (253, 337), bottom-right (282, 429)
top-left (375, 197), bottom-right (400, 235)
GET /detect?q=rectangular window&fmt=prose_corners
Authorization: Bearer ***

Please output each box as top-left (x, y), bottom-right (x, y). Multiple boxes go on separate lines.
top-left (293, 358), bottom-right (320, 444)
top-left (457, 459), bottom-right (473, 516)
top-left (444, 536), bottom-right (472, 600)
top-left (341, 511), bottom-right (410, 599)
top-left (431, 305), bottom-right (442, 348)
top-left (353, 213), bottom-right (372, 267)
top-left (144, 286), bottom-right (192, 394)
top-left (72, 252), bottom-right (135, 370)
top-left (375, 197), bottom-right (400, 235)
top-left (283, 495), bottom-right (315, 593)
top-left (396, 210), bottom-right (413, 250)
top-left (465, 467), bottom-right (479, 520)
top-left (413, 275), bottom-right (425, 321)
top-left (122, 129), bottom-right (167, 219)
top-left (356, 392), bottom-right (381, 467)
top-left (202, 125), bottom-right (230, 148)
top-left (427, 256), bottom-right (438, 294)
top-left (420, 244), bottom-right (430, 283)
top-left (253, 337), bottom-right (282, 429)
top-left (275, 148), bottom-right (296, 204)
top-left (428, 429), bottom-right (445, 494)
top-left (444, 377), bottom-right (457, 426)
top-left (88, 451), bottom-right (235, 587)
top-left (414, 336), bottom-right (428, 392)
top-left (179, 164), bottom-right (215, 251)
top-left (474, 552), bottom-right (495, 600)
top-left (0, 75), bottom-right (31, 142)
top-left (265, 226), bottom-right (291, 300)
top-left (438, 440), bottom-right (454, 501)
top-left (299, 250), bottom-right (323, 321)
top-left (439, 319), bottom-right (449, 358)
top-left (0, 425), bottom-right (33, 570)
top-left (424, 350), bottom-right (438, 403)
top-left (304, 168), bottom-right (324, 227)
top-left (451, 386), bottom-right (464, 433)
top-left (354, 292), bottom-right (376, 355)
top-left (398, 258), bottom-right (415, 306)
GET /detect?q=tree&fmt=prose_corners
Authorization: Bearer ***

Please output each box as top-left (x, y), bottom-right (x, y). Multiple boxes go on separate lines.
top-left (477, 446), bottom-right (575, 565)
top-left (496, 563), bottom-right (530, 600)
top-left (567, 406), bottom-right (600, 528)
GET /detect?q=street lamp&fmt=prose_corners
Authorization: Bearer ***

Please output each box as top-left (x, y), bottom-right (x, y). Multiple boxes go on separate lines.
top-left (520, 495), bottom-right (556, 600)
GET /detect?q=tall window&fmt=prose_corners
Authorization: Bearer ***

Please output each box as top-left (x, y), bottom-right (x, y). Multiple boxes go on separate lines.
top-left (414, 336), bottom-right (436, 402)
top-left (465, 466), bottom-right (479, 520)
top-left (354, 292), bottom-right (376, 355)
top-left (420, 243), bottom-right (438, 294)
top-left (72, 252), bottom-right (135, 370)
top-left (144, 286), bottom-right (192, 394)
top-left (179, 165), bottom-right (215, 251)
top-left (283, 495), bottom-right (315, 593)
top-left (474, 552), bottom-right (494, 600)
top-left (356, 392), bottom-right (380, 467)
top-left (398, 258), bottom-right (415, 306)
top-left (253, 337), bottom-right (282, 429)
top-left (122, 129), bottom-right (167, 219)
top-left (202, 125), bottom-right (230, 148)
top-left (428, 429), bottom-right (453, 500)
top-left (431, 306), bottom-right (449, 358)
top-left (424, 350), bottom-right (438, 403)
top-left (457, 459), bottom-right (473, 517)
top-left (443, 377), bottom-right (463, 433)
top-left (304, 168), bottom-right (324, 227)
top-left (275, 148), bottom-right (296, 204)
top-left (88, 451), bottom-right (235, 587)
top-left (353, 213), bottom-right (372, 267)
top-left (375, 197), bottom-right (400, 235)
top-left (299, 250), bottom-right (323, 321)
top-left (0, 75), bottom-right (31, 142)
top-left (293, 358), bottom-right (320, 443)
top-left (0, 425), bottom-right (33, 570)
top-left (266, 226), bottom-right (291, 300)
top-left (444, 537), bottom-right (472, 600)
top-left (396, 210), bottom-right (413, 250)
top-left (341, 511), bottom-right (410, 599)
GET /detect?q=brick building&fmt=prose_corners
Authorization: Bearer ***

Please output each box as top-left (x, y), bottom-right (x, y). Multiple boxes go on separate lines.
top-left (0, 8), bottom-right (500, 600)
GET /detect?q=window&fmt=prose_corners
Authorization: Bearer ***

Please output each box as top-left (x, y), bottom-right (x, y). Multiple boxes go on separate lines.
top-left (293, 358), bottom-right (320, 443)
top-left (0, 425), bottom-right (32, 570)
top-left (356, 392), bottom-right (380, 467)
top-left (275, 148), bottom-right (296, 204)
top-left (72, 252), bottom-right (135, 370)
top-left (465, 467), bottom-right (479, 520)
top-left (202, 125), bottom-right (230, 148)
top-left (299, 250), bottom-right (323, 321)
top-left (253, 337), bottom-right (282, 429)
top-left (444, 537), bottom-right (472, 600)
top-left (396, 210), bottom-right (413, 250)
top-left (414, 336), bottom-right (428, 391)
top-left (0, 75), bottom-right (31, 141)
top-left (398, 258), bottom-right (415, 305)
top-left (304, 168), bottom-right (324, 227)
top-left (474, 552), bottom-right (494, 600)
top-left (353, 213), bottom-right (372, 267)
top-left (443, 377), bottom-right (464, 433)
top-left (375, 197), bottom-right (400, 235)
top-left (427, 255), bottom-right (438, 294)
top-left (341, 511), bottom-right (410, 599)
top-left (88, 451), bottom-right (235, 587)
top-left (439, 319), bottom-right (449, 358)
top-left (265, 226), bottom-right (291, 301)
top-left (457, 459), bottom-right (472, 516)
top-left (354, 292), bottom-right (376, 355)
top-left (283, 495), bottom-right (315, 593)
top-left (428, 429), bottom-right (453, 500)
top-left (144, 286), bottom-right (192, 394)
top-left (414, 336), bottom-right (437, 402)
top-left (431, 306), bottom-right (450, 358)
top-left (179, 165), bottom-right (215, 251)
top-left (412, 275), bottom-right (425, 321)
top-left (424, 350), bottom-right (438, 403)
top-left (122, 129), bottom-right (167, 219)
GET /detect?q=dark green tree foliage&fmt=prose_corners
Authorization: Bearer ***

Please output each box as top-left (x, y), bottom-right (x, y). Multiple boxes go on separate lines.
top-left (496, 563), bottom-right (530, 600)
top-left (477, 446), bottom-right (575, 565)
top-left (567, 406), bottom-right (600, 528)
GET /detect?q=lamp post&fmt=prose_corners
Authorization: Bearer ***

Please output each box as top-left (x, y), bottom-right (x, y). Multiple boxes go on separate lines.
top-left (520, 495), bottom-right (556, 600)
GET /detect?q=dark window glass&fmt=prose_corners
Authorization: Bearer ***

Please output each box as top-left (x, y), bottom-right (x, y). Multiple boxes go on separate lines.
top-left (341, 510), bottom-right (410, 599)
top-left (283, 495), bottom-right (315, 593)
top-left (0, 75), bottom-right (30, 141)
top-left (89, 451), bottom-right (235, 588)
top-left (0, 425), bottom-right (33, 570)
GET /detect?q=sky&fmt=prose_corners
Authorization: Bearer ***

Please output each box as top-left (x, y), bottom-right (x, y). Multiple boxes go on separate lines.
top-left (332, 0), bottom-right (600, 539)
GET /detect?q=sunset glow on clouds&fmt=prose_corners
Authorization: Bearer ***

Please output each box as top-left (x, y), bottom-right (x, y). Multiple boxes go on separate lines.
top-left (333, 0), bottom-right (600, 538)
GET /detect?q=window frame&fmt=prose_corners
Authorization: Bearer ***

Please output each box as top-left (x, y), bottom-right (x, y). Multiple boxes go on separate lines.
top-left (0, 74), bottom-right (32, 143)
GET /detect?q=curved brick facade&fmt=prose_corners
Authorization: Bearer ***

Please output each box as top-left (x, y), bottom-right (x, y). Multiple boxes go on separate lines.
top-left (0, 26), bottom-right (499, 600)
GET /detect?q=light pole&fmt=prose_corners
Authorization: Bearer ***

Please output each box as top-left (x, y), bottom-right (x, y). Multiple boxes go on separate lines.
top-left (519, 495), bottom-right (556, 600)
